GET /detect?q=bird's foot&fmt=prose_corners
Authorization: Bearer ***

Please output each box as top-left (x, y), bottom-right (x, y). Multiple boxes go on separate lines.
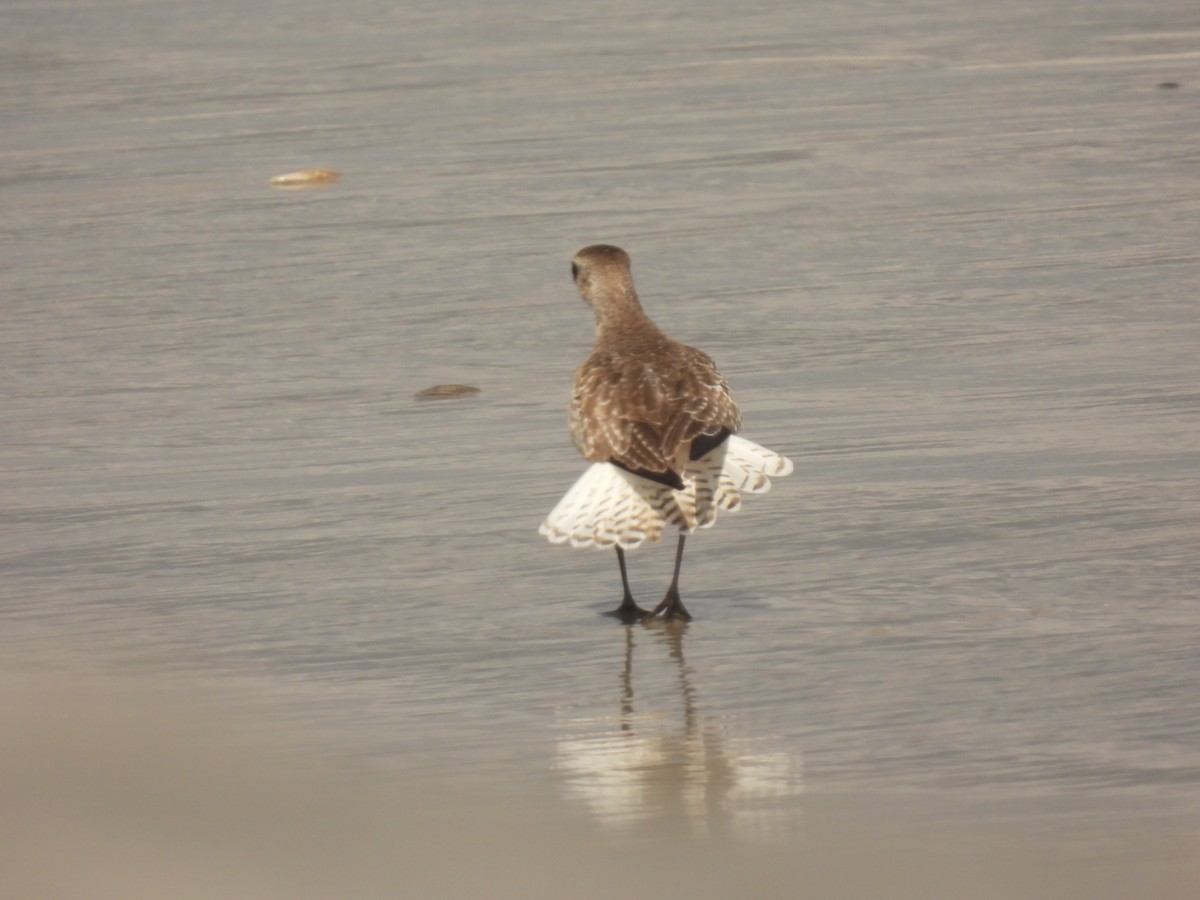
top-left (647, 587), bottom-right (692, 622)
top-left (603, 593), bottom-right (651, 624)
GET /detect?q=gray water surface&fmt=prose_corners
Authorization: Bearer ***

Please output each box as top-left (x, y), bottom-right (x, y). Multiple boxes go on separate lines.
top-left (3, 0), bottom-right (1200, 895)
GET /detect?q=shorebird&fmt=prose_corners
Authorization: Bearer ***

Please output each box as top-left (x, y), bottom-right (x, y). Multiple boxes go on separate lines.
top-left (539, 244), bottom-right (793, 622)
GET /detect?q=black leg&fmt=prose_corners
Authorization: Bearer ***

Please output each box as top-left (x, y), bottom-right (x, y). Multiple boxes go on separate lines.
top-left (604, 545), bottom-right (651, 623)
top-left (648, 534), bottom-right (692, 621)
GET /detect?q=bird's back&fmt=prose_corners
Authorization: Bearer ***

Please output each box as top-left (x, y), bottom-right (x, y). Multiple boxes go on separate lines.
top-left (570, 321), bottom-right (741, 487)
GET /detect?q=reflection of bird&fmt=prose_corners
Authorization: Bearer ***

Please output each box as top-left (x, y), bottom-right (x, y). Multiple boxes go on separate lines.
top-left (556, 624), bottom-right (803, 840)
top-left (540, 245), bottom-right (793, 621)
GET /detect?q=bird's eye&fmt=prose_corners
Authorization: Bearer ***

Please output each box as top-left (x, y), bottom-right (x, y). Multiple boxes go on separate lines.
top-left (571, 263), bottom-right (580, 282)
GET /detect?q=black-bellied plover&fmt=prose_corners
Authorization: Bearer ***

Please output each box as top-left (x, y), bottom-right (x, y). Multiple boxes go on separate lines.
top-left (540, 244), bottom-right (793, 622)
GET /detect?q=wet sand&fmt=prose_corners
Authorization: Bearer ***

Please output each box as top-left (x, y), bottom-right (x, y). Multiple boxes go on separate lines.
top-left (4, 674), bottom-right (1197, 899)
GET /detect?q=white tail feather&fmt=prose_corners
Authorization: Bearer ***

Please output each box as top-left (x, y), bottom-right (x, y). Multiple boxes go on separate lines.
top-left (539, 436), bottom-right (792, 549)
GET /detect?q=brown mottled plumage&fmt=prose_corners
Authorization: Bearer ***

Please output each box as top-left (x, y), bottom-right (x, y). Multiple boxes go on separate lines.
top-left (569, 245), bottom-right (741, 487)
top-left (541, 244), bottom-right (793, 622)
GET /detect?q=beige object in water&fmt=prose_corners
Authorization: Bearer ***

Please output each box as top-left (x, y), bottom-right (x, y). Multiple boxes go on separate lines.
top-left (267, 168), bottom-right (340, 188)
top-left (414, 384), bottom-right (481, 401)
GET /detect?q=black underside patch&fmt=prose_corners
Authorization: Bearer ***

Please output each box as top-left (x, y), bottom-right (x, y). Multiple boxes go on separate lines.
top-left (611, 460), bottom-right (685, 491)
top-left (689, 428), bottom-right (733, 461)
top-left (610, 428), bottom-right (733, 491)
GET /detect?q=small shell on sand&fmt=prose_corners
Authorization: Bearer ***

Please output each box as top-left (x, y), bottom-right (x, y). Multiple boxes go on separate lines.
top-left (414, 384), bottom-right (481, 401)
top-left (267, 169), bottom-right (340, 188)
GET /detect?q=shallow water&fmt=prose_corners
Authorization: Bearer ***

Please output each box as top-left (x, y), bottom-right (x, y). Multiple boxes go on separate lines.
top-left (3, 0), bottom-right (1200, 895)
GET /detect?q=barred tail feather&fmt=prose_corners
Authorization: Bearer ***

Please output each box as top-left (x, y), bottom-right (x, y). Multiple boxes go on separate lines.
top-left (539, 463), bottom-right (677, 550)
top-left (540, 437), bottom-right (793, 549)
top-left (682, 435), bottom-right (794, 530)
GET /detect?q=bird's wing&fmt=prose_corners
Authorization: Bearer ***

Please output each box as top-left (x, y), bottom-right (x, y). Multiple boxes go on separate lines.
top-left (658, 345), bottom-right (742, 456)
top-left (570, 346), bottom-right (741, 475)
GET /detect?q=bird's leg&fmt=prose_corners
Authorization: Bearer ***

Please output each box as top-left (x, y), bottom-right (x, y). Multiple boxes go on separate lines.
top-left (649, 534), bottom-right (692, 621)
top-left (604, 545), bottom-right (651, 623)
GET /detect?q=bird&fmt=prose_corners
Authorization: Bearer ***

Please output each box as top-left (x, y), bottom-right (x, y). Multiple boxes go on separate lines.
top-left (539, 244), bottom-right (793, 622)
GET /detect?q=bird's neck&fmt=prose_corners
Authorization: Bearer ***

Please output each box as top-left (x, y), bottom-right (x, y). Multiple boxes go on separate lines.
top-left (593, 289), bottom-right (658, 343)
